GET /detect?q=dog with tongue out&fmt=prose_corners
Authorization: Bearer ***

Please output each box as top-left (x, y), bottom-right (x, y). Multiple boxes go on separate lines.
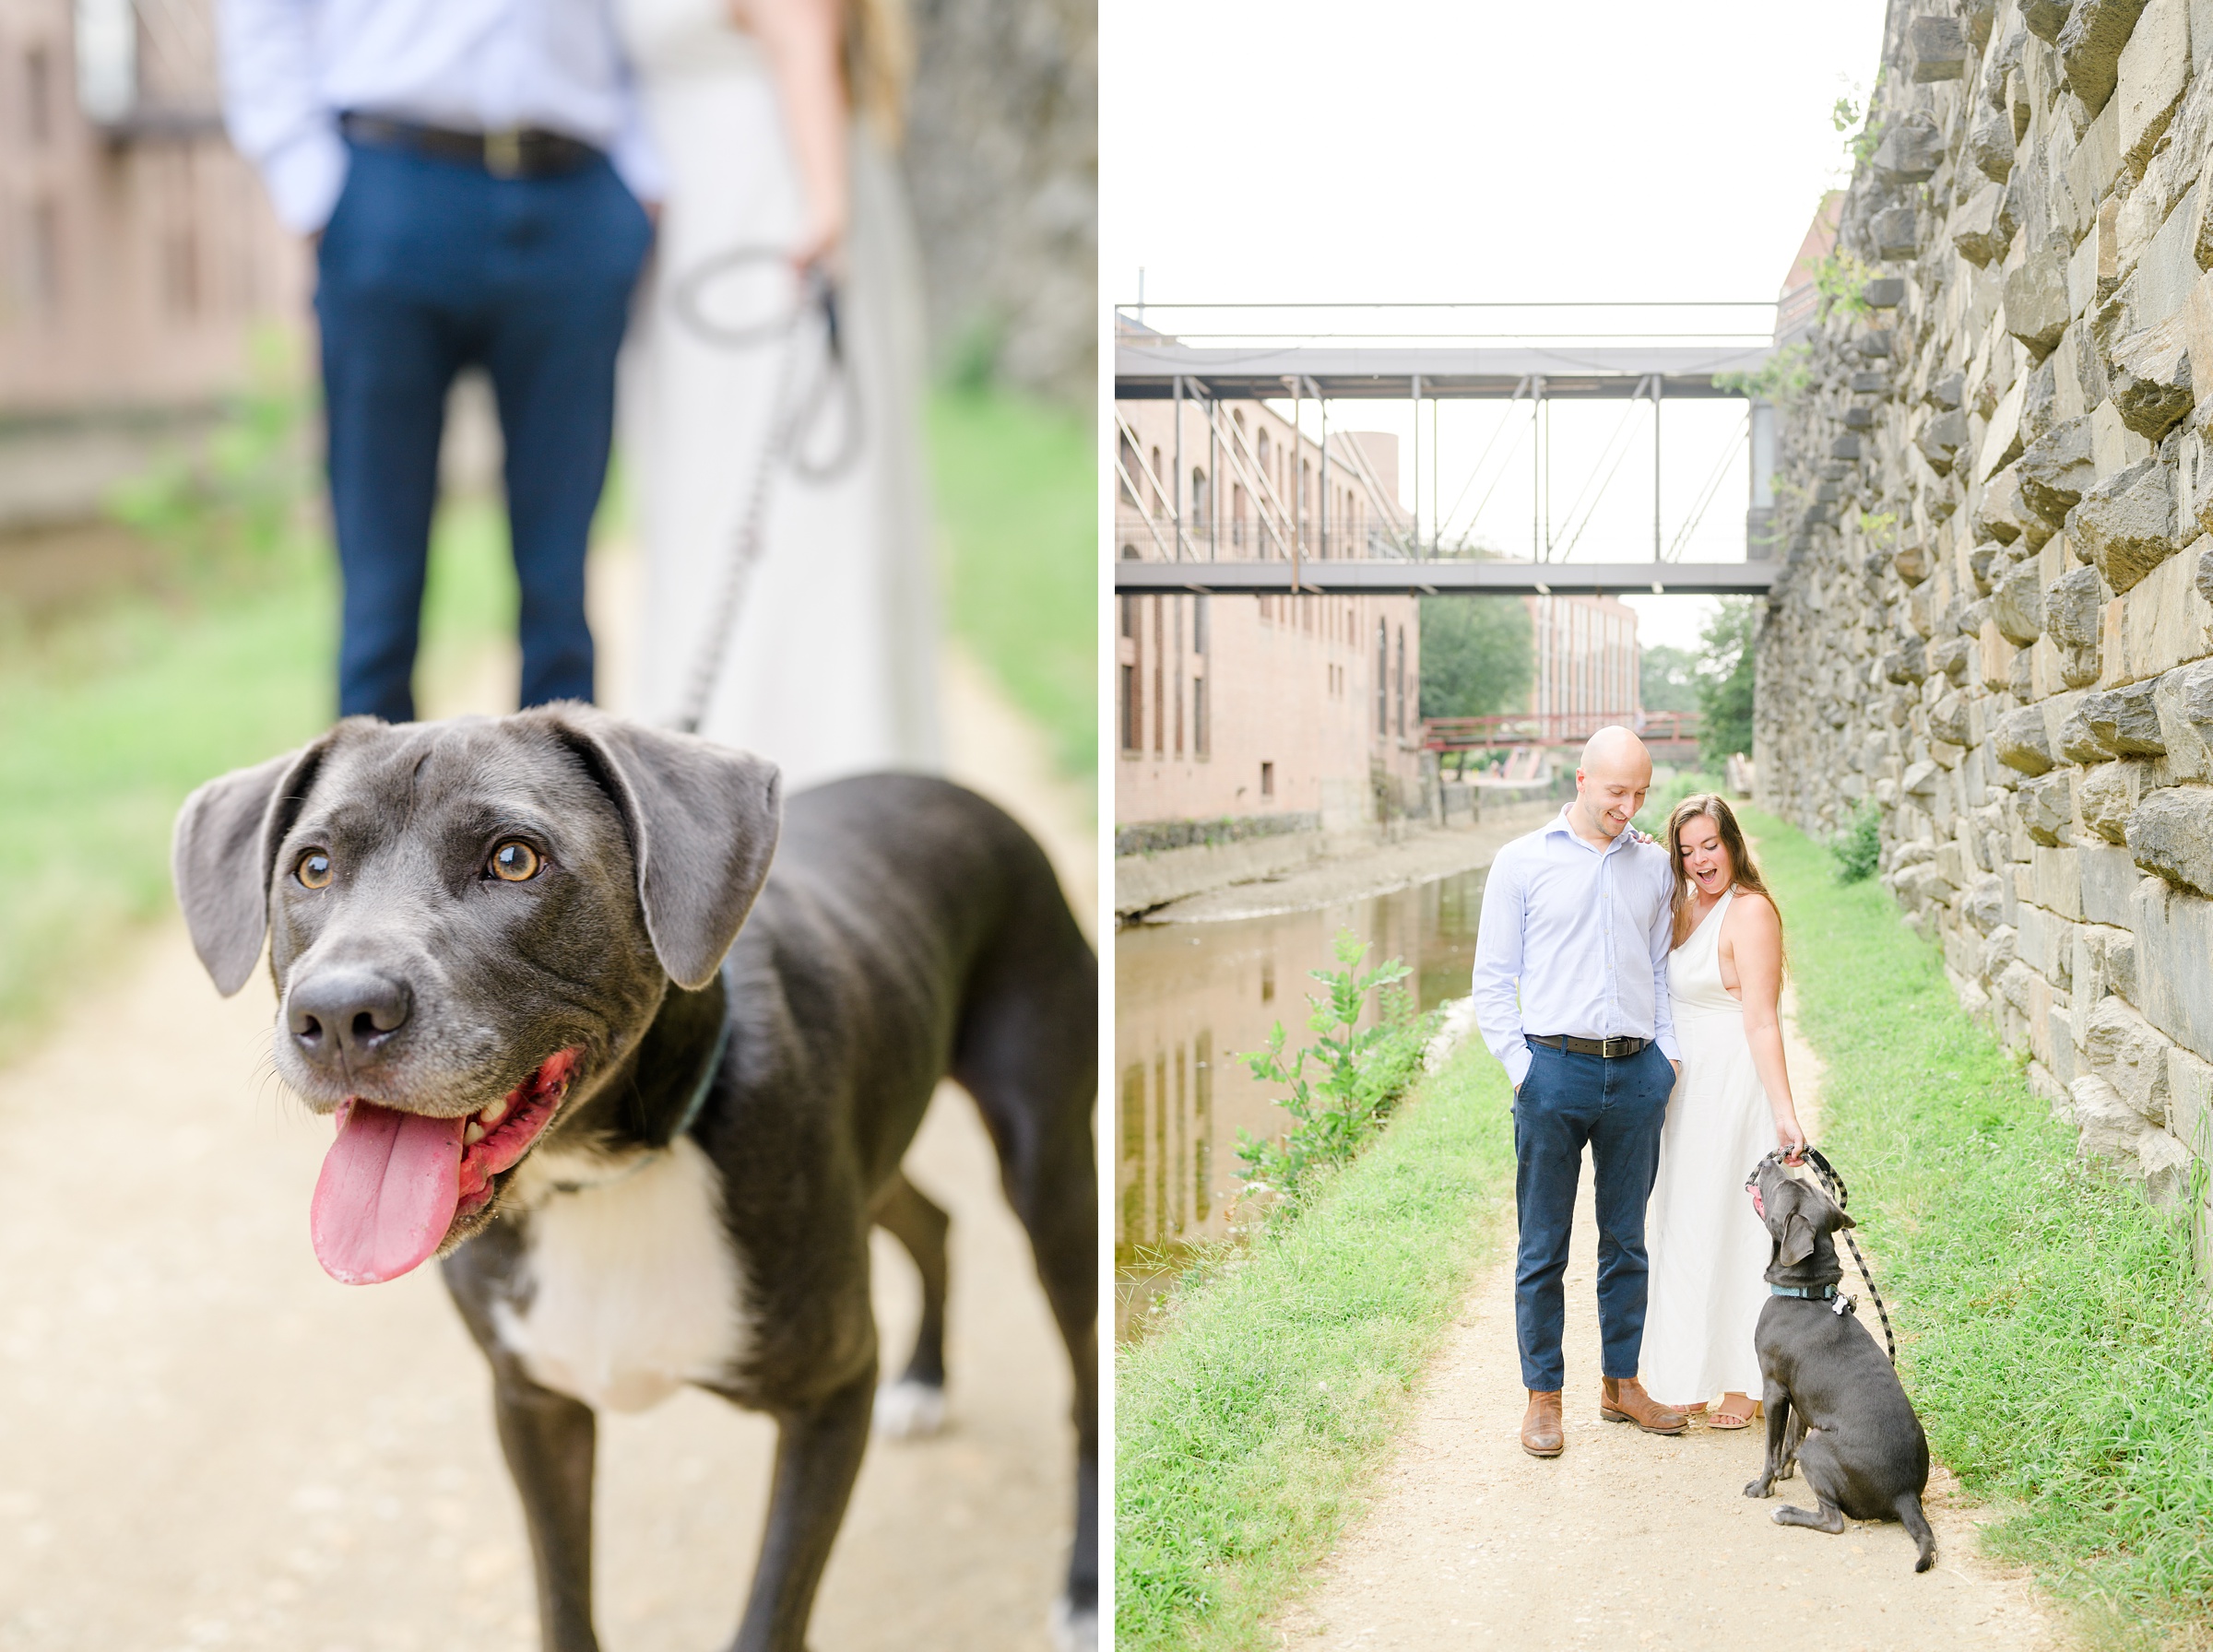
top-left (171, 705), bottom-right (1100, 1652)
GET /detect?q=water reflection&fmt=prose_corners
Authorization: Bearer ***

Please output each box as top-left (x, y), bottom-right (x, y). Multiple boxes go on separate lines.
top-left (1113, 867), bottom-right (1487, 1336)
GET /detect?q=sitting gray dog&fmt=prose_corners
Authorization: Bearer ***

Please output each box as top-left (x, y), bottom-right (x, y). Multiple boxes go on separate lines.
top-left (1742, 1154), bottom-right (1935, 1573)
top-left (172, 706), bottom-right (1097, 1652)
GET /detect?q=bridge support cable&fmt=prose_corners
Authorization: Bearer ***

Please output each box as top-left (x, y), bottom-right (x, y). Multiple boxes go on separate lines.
top-left (1651, 373), bottom-right (1663, 563)
top-left (1436, 378), bottom-right (1531, 549)
top-left (1663, 409), bottom-right (1750, 562)
top-left (1113, 409), bottom-right (1182, 561)
top-left (1548, 383), bottom-right (1653, 564)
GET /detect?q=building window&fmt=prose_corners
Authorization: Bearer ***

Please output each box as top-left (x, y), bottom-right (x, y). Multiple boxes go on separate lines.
top-left (1232, 484), bottom-right (1248, 549)
top-left (1194, 675), bottom-right (1209, 757)
top-left (1119, 547), bottom-right (1141, 753)
top-left (1395, 624), bottom-right (1406, 738)
top-left (1118, 432), bottom-right (1139, 505)
top-left (1152, 596), bottom-right (1166, 753)
top-left (1190, 466), bottom-right (1209, 532)
top-left (1151, 446), bottom-right (1165, 515)
top-left (1194, 596), bottom-right (1210, 655)
top-left (1260, 761), bottom-right (1274, 799)
top-left (24, 196), bottom-right (59, 319)
top-left (1377, 620), bottom-right (1389, 736)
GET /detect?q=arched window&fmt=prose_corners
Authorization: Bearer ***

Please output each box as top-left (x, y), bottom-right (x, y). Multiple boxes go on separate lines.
top-left (1190, 466), bottom-right (1209, 530)
top-left (1232, 484), bottom-right (1248, 549)
top-left (1118, 546), bottom-right (1142, 753)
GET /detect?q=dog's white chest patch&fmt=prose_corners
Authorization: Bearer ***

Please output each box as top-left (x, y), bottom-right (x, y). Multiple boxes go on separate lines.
top-left (491, 1139), bottom-right (749, 1413)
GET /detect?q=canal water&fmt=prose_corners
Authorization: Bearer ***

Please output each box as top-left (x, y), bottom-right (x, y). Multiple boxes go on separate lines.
top-left (1113, 865), bottom-right (1489, 1337)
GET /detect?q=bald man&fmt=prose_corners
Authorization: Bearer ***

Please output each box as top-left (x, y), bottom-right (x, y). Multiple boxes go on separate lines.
top-left (1470, 726), bottom-right (1686, 1457)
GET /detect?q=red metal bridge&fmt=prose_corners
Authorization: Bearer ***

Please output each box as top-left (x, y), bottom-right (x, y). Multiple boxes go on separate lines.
top-left (1423, 709), bottom-right (1702, 755)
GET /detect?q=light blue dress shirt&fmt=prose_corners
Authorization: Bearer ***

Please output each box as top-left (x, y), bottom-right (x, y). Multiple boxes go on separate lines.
top-left (1470, 807), bottom-right (1682, 1090)
top-left (219, 0), bottom-right (665, 234)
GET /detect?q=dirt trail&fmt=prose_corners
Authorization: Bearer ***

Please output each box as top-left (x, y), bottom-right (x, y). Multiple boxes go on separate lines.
top-left (0, 550), bottom-right (1095, 1651)
top-left (1273, 994), bottom-right (2065, 1652)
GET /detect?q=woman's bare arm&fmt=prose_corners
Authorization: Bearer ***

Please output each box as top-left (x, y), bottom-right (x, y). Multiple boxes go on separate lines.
top-left (730, 0), bottom-right (849, 269)
top-left (1728, 891), bottom-right (1805, 1157)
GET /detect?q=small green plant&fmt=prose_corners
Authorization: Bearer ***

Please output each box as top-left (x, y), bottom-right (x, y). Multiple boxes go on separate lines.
top-left (1814, 249), bottom-right (1879, 320)
top-left (1716, 340), bottom-right (1815, 409)
top-left (106, 325), bottom-right (317, 578)
top-left (1856, 508), bottom-right (1899, 549)
top-left (1830, 803), bottom-right (1882, 883)
top-left (1236, 932), bottom-right (1430, 1201)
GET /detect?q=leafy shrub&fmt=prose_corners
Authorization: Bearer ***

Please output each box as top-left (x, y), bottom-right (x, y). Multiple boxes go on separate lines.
top-left (1830, 803), bottom-right (1881, 883)
top-left (1236, 932), bottom-right (1436, 1202)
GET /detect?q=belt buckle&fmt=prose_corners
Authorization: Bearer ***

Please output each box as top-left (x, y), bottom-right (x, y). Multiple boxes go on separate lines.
top-left (1601, 1035), bottom-right (1632, 1058)
top-left (485, 126), bottom-right (526, 179)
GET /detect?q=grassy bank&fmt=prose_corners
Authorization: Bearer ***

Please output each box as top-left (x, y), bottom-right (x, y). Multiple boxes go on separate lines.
top-left (928, 387), bottom-right (1095, 785)
top-left (1115, 1044), bottom-right (1518, 1652)
top-left (1750, 808), bottom-right (2213, 1646)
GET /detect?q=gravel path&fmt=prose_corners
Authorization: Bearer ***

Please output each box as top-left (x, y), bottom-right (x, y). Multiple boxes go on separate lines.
top-left (1272, 997), bottom-right (2066, 1652)
top-left (0, 563), bottom-right (1094, 1651)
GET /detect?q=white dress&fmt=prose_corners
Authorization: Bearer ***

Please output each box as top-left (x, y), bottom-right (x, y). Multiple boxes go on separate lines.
top-left (617, 0), bottom-right (941, 789)
top-left (1641, 888), bottom-right (1776, 1405)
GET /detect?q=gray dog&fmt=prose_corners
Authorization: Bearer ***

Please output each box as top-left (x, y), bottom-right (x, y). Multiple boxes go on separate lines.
top-left (172, 706), bottom-right (1098, 1652)
top-left (1742, 1155), bottom-right (1935, 1573)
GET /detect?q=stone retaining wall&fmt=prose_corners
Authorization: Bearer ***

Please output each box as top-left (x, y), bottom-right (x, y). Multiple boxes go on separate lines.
top-left (1756, 0), bottom-right (2213, 1230)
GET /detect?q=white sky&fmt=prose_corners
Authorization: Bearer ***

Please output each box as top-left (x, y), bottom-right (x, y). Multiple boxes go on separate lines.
top-left (1101, 0), bottom-right (1889, 650)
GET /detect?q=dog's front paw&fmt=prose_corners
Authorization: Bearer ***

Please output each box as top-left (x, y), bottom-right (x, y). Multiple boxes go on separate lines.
top-left (1744, 1478), bottom-right (1772, 1499)
top-left (872, 1377), bottom-right (947, 1441)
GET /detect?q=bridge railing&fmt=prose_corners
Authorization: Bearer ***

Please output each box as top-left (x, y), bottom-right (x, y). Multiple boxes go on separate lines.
top-left (1424, 710), bottom-right (1702, 750)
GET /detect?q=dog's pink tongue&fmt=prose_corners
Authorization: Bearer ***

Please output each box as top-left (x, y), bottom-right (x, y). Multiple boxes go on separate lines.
top-left (311, 1102), bottom-right (466, 1285)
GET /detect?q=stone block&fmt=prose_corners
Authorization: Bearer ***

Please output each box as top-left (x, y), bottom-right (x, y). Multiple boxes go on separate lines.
top-left (1967, 873), bottom-right (2011, 933)
top-left (2063, 0), bottom-right (2155, 115)
top-left (1876, 112), bottom-right (1945, 181)
top-left (1874, 206), bottom-right (1921, 261)
top-left (2080, 842), bottom-right (2146, 922)
top-left (2118, 0), bottom-right (2190, 164)
top-left (2086, 992), bottom-right (2175, 1120)
top-left (2092, 396), bottom-right (2160, 471)
top-left (2139, 1126), bottom-right (2194, 1205)
top-left (1929, 633), bottom-right (1973, 684)
top-left (1995, 559), bottom-right (2047, 641)
top-left (2169, 1042), bottom-right (2213, 1154)
top-left (2007, 248), bottom-right (2076, 360)
top-left (2072, 1071), bottom-right (2150, 1163)
top-left (2106, 314), bottom-right (2196, 437)
top-left (1955, 182), bottom-right (2018, 268)
top-left (1885, 638), bottom-right (1929, 684)
top-left (1911, 13), bottom-right (1972, 78)
top-left (2074, 456), bottom-right (2181, 590)
top-left (2017, 414), bottom-right (2100, 524)
top-left (1982, 379), bottom-right (2031, 481)
top-left (1929, 689), bottom-right (1974, 746)
top-left (1896, 538), bottom-right (1933, 584)
top-left (2085, 677), bottom-right (2170, 750)
top-left (2127, 782), bottom-right (2213, 891)
top-left (2101, 537), bottom-right (2213, 679)
top-left (1998, 703), bottom-right (2059, 773)
top-left (2046, 562), bottom-right (2109, 652)
top-left (2129, 873), bottom-right (2213, 1057)
top-left (2022, 770), bottom-right (2075, 842)
top-left (1917, 408), bottom-right (1972, 475)
top-left (2081, 758), bottom-right (2148, 838)
top-left (1972, 112), bottom-right (2020, 183)
top-left (2034, 844), bottom-right (2088, 915)
top-left (2030, 1055), bottom-right (2074, 1111)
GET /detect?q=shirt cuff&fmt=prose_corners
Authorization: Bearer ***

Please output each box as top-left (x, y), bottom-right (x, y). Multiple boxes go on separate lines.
top-left (609, 119), bottom-right (666, 206)
top-left (1656, 1032), bottom-right (1681, 1064)
top-left (254, 123), bottom-right (349, 234)
top-left (1504, 1044), bottom-right (1532, 1091)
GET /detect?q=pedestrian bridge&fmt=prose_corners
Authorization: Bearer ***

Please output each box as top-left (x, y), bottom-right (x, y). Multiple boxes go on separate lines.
top-left (1113, 302), bottom-right (1784, 596)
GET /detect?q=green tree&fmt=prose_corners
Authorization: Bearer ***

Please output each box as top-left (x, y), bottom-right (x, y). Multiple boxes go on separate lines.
top-left (1640, 643), bottom-right (1698, 713)
top-left (1698, 597), bottom-right (1757, 765)
top-left (1418, 596), bottom-right (1533, 719)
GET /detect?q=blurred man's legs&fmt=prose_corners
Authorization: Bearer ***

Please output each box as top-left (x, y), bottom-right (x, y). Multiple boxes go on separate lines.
top-left (315, 143), bottom-right (650, 721)
top-left (482, 159), bottom-right (653, 710)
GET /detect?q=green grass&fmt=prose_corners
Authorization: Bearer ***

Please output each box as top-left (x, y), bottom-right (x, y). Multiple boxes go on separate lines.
top-left (0, 501), bottom-right (516, 1057)
top-left (928, 386), bottom-right (1095, 784)
top-left (1115, 1044), bottom-right (1519, 1652)
top-left (1750, 808), bottom-right (2213, 1647)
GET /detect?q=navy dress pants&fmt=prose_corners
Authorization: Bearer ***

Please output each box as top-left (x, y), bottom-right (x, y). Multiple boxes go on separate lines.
top-left (1511, 1040), bottom-right (1675, 1392)
top-left (315, 141), bottom-right (653, 723)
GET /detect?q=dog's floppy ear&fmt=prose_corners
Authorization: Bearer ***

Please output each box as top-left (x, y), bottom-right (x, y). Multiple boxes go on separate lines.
top-left (549, 711), bottom-right (783, 991)
top-left (1759, 1177), bottom-right (1820, 1266)
top-left (172, 737), bottom-right (334, 996)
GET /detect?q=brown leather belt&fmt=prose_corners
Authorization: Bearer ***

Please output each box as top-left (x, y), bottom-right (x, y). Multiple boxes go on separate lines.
top-left (1529, 1032), bottom-right (1648, 1058)
top-left (340, 112), bottom-right (602, 179)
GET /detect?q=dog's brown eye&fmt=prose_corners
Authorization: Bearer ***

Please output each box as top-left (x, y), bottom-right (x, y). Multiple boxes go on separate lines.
top-left (297, 851), bottom-right (333, 890)
top-left (491, 841), bottom-right (541, 882)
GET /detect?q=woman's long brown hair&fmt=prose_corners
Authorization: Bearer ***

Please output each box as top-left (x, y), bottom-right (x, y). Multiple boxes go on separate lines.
top-left (1665, 793), bottom-right (1786, 967)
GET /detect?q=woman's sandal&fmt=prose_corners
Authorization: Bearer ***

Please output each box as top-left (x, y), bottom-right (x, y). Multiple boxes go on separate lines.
top-left (1706, 1394), bottom-right (1758, 1430)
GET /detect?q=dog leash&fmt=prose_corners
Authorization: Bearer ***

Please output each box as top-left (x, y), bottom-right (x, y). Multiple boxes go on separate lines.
top-left (664, 245), bottom-right (864, 737)
top-left (1796, 1145), bottom-right (1899, 1364)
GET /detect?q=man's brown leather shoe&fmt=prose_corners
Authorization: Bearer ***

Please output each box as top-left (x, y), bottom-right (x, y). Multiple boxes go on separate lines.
top-left (1521, 1388), bottom-right (1564, 1457)
top-left (1599, 1375), bottom-right (1686, 1434)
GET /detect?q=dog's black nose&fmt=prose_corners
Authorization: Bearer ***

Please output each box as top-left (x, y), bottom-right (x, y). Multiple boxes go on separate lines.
top-left (288, 969), bottom-right (412, 1071)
